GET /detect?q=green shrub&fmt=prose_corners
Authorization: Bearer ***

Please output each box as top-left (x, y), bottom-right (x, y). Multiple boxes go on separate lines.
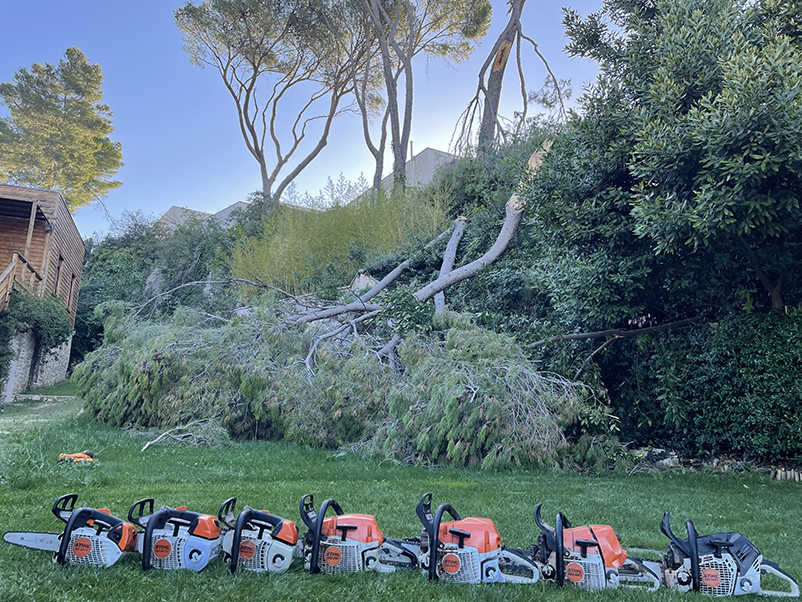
top-left (0, 289), bottom-right (73, 388)
top-left (73, 303), bottom-right (595, 469)
top-left (606, 310), bottom-right (802, 462)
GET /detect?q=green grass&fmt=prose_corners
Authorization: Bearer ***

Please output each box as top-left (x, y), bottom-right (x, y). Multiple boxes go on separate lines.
top-left (0, 403), bottom-right (800, 602)
top-left (26, 380), bottom-right (79, 396)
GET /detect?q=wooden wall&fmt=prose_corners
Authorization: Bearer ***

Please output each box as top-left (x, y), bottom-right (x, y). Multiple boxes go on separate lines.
top-left (0, 184), bottom-right (84, 323)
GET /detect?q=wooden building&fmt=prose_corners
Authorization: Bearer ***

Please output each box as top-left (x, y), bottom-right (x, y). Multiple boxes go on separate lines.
top-left (0, 183), bottom-right (84, 321)
top-left (1, 184), bottom-right (84, 400)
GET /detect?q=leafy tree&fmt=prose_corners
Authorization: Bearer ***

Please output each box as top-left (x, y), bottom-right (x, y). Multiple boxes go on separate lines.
top-left (175, 0), bottom-right (370, 210)
top-left (0, 48), bottom-right (122, 211)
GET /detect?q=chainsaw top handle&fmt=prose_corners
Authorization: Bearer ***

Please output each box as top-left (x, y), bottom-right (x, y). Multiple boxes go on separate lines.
top-left (128, 498), bottom-right (155, 527)
top-left (218, 497), bottom-right (238, 529)
top-left (429, 501), bottom-right (463, 581)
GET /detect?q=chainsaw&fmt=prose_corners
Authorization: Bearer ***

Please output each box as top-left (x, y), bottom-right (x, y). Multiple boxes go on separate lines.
top-left (532, 503), bottom-right (660, 591)
top-left (127, 498), bottom-right (222, 571)
top-left (626, 511), bottom-right (800, 597)
top-left (299, 493), bottom-right (419, 574)
top-left (217, 497), bottom-right (300, 573)
top-left (416, 492), bottom-right (540, 584)
top-left (3, 493), bottom-right (138, 567)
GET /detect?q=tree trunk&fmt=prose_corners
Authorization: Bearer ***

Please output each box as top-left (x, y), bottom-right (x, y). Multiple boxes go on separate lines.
top-left (478, 0), bottom-right (526, 150)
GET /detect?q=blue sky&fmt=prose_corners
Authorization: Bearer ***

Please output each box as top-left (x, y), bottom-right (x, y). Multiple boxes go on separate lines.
top-left (0, 0), bottom-right (601, 238)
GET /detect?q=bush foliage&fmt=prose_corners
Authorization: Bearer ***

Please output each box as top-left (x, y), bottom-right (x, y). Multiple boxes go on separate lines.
top-left (73, 304), bottom-right (593, 470)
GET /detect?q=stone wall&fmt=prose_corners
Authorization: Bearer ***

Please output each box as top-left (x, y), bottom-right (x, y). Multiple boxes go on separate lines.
top-left (1, 331), bottom-right (72, 403)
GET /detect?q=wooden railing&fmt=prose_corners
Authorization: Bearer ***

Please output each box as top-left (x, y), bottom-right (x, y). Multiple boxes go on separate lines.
top-left (0, 251), bottom-right (43, 313)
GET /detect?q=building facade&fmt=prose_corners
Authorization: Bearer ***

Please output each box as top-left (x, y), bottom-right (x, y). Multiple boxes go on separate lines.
top-left (0, 184), bottom-right (84, 401)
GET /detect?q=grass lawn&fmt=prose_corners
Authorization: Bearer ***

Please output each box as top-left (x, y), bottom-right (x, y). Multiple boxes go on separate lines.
top-left (0, 399), bottom-right (800, 602)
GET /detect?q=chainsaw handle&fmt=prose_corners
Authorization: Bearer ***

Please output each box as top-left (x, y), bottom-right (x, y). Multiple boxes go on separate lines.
top-left (52, 493), bottom-right (78, 524)
top-left (218, 497), bottom-right (238, 529)
top-left (128, 498), bottom-right (155, 527)
top-left (555, 512), bottom-right (565, 587)
top-left (760, 560), bottom-right (800, 597)
top-left (429, 503), bottom-right (462, 581)
top-left (687, 520), bottom-right (701, 592)
top-left (300, 494), bottom-right (318, 531)
top-left (308, 497), bottom-right (345, 574)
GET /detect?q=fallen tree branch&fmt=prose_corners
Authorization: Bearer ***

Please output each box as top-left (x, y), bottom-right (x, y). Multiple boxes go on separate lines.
top-left (574, 335), bottom-right (621, 381)
top-left (527, 318), bottom-right (696, 349)
top-left (140, 419), bottom-right (227, 451)
top-left (305, 310), bottom-right (381, 378)
top-left (133, 278), bottom-right (302, 318)
top-left (413, 196), bottom-right (525, 302)
top-left (434, 217), bottom-right (467, 313)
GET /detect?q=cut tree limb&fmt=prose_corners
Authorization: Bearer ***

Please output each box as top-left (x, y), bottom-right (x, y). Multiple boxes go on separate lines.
top-left (434, 216), bottom-right (467, 313)
top-left (413, 196), bottom-right (525, 302)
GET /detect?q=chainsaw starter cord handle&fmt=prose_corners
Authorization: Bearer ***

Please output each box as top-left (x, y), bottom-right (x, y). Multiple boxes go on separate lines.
top-left (430, 502), bottom-right (462, 581)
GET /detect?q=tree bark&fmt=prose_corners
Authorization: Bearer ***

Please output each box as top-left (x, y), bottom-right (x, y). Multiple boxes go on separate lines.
top-left (434, 216), bottom-right (467, 313)
top-left (478, 0), bottom-right (526, 150)
top-left (414, 196), bottom-right (525, 302)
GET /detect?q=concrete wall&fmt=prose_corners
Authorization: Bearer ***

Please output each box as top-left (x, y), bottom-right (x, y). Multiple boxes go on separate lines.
top-left (2, 331), bottom-right (72, 403)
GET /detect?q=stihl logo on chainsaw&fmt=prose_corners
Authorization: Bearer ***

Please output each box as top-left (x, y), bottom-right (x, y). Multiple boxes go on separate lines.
top-left (441, 553), bottom-right (461, 574)
top-left (325, 547), bottom-right (343, 566)
top-left (153, 539), bottom-right (172, 559)
top-left (72, 537), bottom-right (93, 558)
top-left (566, 562), bottom-right (585, 583)
top-left (238, 540), bottom-right (256, 560)
top-left (702, 568), bottom-right (721, 588)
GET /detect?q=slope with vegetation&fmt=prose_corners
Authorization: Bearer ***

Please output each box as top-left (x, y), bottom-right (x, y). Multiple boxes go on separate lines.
top-left (71, 0), bottom-right (802, 469)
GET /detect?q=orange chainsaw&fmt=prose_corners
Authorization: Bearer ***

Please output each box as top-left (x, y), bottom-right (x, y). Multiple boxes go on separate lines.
top-left (217, 497), bottom-right (301, 574)
top-left (416, 493), bottom-right (540, 584)
top-left (532, 503), bottom-right (660, 591)
top-left (3, 493), bottom-right (138, 567)
top-left (300, 493), bottom-right (419, 574)
top-left (127, 498), bottom-right (223, 571)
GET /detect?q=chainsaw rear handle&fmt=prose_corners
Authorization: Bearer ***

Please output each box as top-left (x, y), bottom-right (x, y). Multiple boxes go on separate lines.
top-left (429, 501), bottom-right (463, 581)
top-left (760, 560), bottom-right (801, 597)
top-left (301, 494), bottom-right (346, 574)
top-left (228, 506), bottom-right (286, 574)
top-left (555, 512), bottom-right (566, 586)
top-left (55, 504), bottom-right (130, 565)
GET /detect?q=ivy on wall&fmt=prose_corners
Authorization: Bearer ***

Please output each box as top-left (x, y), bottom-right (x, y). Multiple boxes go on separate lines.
top-left (0, 289), bottom-right (73, 389)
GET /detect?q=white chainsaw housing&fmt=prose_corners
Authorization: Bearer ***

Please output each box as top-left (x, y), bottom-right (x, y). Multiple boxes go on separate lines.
top-left (60, 527), bottom-right (128, 567)
top-left (547, 549), bottom-right (617, 591)
top-left (664, 553), bottom-right (782, 597)
top-left (139, 526), bottom-right (221, 571)
top-left (305, 537), bottom-right (382, 574)
top-left (222, 530), bottom-right (298, 573)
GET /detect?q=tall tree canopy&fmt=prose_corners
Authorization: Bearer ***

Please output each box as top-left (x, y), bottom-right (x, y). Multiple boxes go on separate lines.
top-left (175, 0), bottom-right (370, 210)
top-left (0, 48), bottom-right (123, 211)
